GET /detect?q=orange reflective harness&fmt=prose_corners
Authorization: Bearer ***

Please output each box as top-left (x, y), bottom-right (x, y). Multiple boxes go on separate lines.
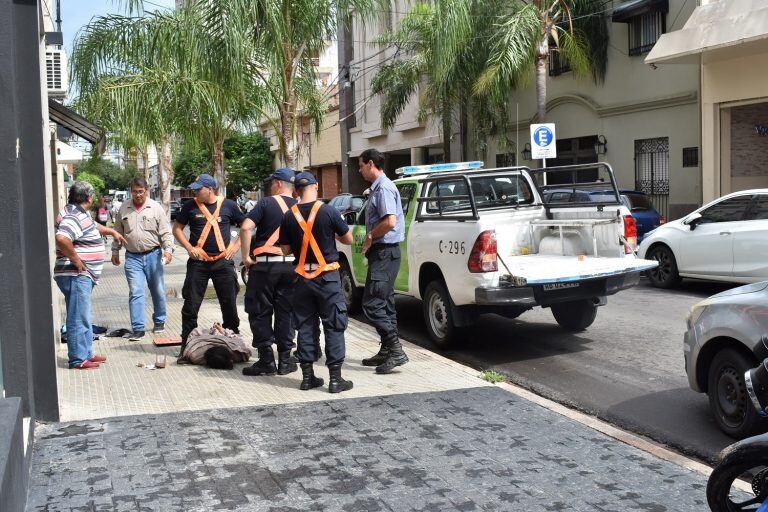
top-left (252, 195), bottom-right (289, 257)
top-left (194, 196), bottom-right (231, 262)
top-left (290, 201), bottom-right (340, 279)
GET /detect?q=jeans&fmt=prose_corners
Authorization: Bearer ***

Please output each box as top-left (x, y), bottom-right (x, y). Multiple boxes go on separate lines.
top-left (55, 275), bottom-right (95, 368)
top-left (124, 248), bottom-right (167, 332)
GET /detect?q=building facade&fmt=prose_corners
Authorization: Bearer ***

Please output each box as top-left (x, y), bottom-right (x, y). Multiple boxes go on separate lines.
top-left (340, 0), bottom-right (702, 220)
top-left (648, 0), bottom-right (768, 204)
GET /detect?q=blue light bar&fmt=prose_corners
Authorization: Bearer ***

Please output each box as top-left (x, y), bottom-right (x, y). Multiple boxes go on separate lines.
top-left (395, 161), bottom-right (484, 175)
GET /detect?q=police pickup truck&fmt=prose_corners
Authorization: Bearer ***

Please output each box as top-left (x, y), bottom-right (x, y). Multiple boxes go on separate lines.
top-left (337, 161), bottom-right (657, 346)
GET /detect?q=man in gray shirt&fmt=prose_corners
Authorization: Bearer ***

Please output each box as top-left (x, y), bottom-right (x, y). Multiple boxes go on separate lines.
top-left (111, 178), bottom-right (175, 340)
top-left (358, 148), bottom-right (408, 374)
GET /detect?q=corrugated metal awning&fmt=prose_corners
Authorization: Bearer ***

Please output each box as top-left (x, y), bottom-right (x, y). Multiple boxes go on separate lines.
top-left (48, 99), bottom-right (106, 155)
top-left (646, 0), bottom-right (768, 65)
top-left (612, 0), bottom-right (668, 23)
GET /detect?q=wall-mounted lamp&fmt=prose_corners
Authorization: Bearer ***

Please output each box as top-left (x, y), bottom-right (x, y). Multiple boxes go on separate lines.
top-left (521, 143), bottom-right (532, 160)
top-left (594, 135), bottom-right (607, 155)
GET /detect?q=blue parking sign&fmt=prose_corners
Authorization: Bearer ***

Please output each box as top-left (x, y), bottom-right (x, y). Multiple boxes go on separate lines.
top-left (530, 123), bottom-right (557, 159)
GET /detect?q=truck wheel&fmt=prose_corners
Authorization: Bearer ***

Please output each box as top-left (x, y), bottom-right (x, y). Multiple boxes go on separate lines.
top-left (551, 300), bottom-right (597, 332)
top-left (423, 281), bottom-right (459, 348)
top-left (339, 261), bottom-right (362, 314)
top-left (707, 348), bottom-right (766, 439)
top-left (646, 245), bottom-right (681, 289)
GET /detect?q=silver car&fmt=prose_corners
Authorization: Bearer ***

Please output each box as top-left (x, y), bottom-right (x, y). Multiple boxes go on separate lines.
top-left (685, 281), bottom-right (768, 438)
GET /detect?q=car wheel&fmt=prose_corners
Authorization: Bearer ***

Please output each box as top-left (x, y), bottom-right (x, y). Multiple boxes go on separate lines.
top-left (707, 348), bottom-right (767, 439)
top-left (550, 299), bottom-right (598, 332)
top-left (647, 244), bottom-right (681, 289)
top-left (339, 261), bottom-right (362, 314)
top-left (422, 280), bottom-right (460, 348)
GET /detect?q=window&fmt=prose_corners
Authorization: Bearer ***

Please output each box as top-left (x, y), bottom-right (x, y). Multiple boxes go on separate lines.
top-left (423, 175), bottom-right (534, 215)
top-left (635, 137), bottom-right (669, 218)
top-left (683, 147), bottom-right (699, 167)
top-left (746, 195), bottom-right (768, 221)
top-left (549, 47), bottom-right (570, 77)
top-left (623, 193), bottom-right (655, 211)
top-left (699, 195), bottom-right (753, 224)
top-left (397, 183), bottom-right (416, 215)
top-left (495, 153), bottom-right (516, 168)
top-left (628, 11), bottom-right (665, 56)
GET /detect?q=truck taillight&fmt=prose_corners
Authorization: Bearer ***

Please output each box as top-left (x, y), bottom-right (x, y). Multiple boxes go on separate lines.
top-left (468, 230), bottom-right (498, 273)
top-left (623, 215), bottom-right (637, 254)
top-left (659, 215), bottom-right (666, 225)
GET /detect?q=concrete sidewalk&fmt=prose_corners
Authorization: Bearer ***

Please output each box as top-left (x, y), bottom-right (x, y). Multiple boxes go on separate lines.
top-left (28, 255), bottom-right (719, 511)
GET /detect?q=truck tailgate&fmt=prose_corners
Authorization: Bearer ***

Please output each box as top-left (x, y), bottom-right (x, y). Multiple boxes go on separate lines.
top-left (502, 255), bottom-right (657, 285)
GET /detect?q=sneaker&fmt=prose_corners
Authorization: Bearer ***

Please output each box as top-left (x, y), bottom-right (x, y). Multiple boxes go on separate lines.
top-left (72, 360), bottom-right (100, 370)
top-left (128, 331), bottom-right (145, 341)
top-left (152, 324), bottom-right (166, 334)
top-left (88, 355), bottom-right (107, 363)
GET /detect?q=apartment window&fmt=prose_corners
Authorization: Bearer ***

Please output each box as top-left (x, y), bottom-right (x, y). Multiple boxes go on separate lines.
top-left (682, 147), bottom-right (699, 167)
top-left (612, 0), bottom-right (668, 56)
top-left (548, 48), bottom-right (570, 77)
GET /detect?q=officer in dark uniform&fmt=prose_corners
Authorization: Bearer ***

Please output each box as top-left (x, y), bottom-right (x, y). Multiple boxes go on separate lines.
top-left (240, 168), bottom-right (299, 377)
top-left (173, 174), bottom-right (245, 355)
top-left (357, 148), bottom-right (408, 374)
top-left (278, 172), bottom-right (354, 393)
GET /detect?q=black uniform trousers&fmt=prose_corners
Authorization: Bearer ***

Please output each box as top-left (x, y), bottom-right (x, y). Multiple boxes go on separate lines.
top-left (244, 262), bottom-right (296, 353)
top-left (293, 269), bottom-right (347, 366)
top-left (363, 244), bottom-right (401, 343)
top-left (181, 258), bottom-right (240, 342)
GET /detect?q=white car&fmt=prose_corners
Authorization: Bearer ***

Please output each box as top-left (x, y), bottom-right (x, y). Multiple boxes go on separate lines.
top-left (638, 189), bottom-right (768, 288)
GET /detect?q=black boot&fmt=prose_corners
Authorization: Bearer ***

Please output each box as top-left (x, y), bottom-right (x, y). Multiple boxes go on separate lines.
top-left (362, 343), bottom-right (389, 367)
top-left (299, 363), bottom-right (324, 390)
top-left (328, 363), bottom-right (353, 394)
top-left (277, 350), bottom-right (298, 375)
top-left (375, 340), bottom-right (409, 374)
top-left (242, 347), bottom-right (277, 376)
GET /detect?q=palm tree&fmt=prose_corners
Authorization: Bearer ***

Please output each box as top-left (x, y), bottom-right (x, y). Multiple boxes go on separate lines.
top-left (202, 0), bottom-right (386, 168)
top-left (71, 5), bottom-right (264, 198)
top-left (475, 0), bottom-right (608, 124)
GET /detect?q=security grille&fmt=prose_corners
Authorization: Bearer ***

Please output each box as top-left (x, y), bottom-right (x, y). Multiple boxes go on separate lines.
top-left (628, 11), bottom-right (665, 56)
top-left (635, 137), bottom-right (669, 218)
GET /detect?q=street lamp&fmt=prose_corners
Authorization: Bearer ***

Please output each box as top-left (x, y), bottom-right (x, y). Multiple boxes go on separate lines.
top-left (521, 143), bottom-right (532, 160)
top-left (594, 135), bottom-right (608, 155)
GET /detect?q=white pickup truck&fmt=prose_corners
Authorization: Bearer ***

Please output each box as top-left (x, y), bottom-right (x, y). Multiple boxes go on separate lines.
top-left (337, 161), bottom-right (657, 346)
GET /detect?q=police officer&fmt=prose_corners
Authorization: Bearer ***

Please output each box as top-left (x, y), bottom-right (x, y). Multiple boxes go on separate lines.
top-left (240, 168), bottom-right (299, 377)
top-left (278, 172), bottom-right (354, 393)
top-left (357, 148), bottom-right (408, 374)
top-left (173, 174), bottom-right (245, 355)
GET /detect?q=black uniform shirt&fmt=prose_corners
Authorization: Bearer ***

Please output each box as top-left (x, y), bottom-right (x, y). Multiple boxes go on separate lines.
top-left (247, 195), bottom-right (297, 252)
top-left (176, 198), bottom-right (245, 255)
top-left (279, 201), bottom-right (349, 265)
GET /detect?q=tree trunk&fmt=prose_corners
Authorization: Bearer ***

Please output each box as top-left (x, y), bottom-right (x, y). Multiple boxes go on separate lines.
top-left (157, 137), bottom-right (173, 214)
top-left (141, 148), bottom-right (150, 182)
top-left (459, 95), bottom-right (468, 162)
top-left (441, 98), bottom-right (452, 163)
top-left (212, 138), bottom-right (226, 196)
top-left (535, 30), bottom-right (549, 124)
top-left (280, 93), bottom-right (298, 169)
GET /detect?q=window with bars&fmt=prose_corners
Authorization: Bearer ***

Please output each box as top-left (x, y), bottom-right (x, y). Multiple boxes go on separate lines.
top-left (548, 48), bottom-right (570, 77)
top-left (628, 11), bottom-right (666, 56)
top-left (635, 137), bottom-right (670, 217)
top-left (682, 147), bottom-right (699, 167)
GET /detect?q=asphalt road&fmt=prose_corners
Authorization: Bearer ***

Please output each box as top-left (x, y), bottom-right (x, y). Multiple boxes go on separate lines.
top-left (355, 277), bottom-right (746, 463)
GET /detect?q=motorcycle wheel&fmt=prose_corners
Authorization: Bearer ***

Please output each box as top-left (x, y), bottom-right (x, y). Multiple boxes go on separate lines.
top-left (708, 439), bottom-right (768, 511)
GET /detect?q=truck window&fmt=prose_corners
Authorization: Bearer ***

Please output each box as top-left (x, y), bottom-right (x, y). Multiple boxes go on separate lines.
top-left (423, 175), bottom-right (534, 215)
top-left (396, 183), bottom-right (416, 215)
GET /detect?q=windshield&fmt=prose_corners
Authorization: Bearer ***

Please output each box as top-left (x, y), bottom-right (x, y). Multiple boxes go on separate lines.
top-left (424, 175), bottom-right (534, 214)
top-left (624, 193), bottom-right (655, 211)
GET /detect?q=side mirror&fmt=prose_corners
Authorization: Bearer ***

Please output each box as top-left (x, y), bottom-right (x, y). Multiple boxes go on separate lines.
top-left (685, 212), bottom-right (703, 230)
top-left (343, 212), bottom-right (357, 225)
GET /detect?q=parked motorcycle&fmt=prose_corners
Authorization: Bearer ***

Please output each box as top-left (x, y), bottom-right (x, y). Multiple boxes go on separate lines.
top-left (708, 339), bottom-right (768, 511)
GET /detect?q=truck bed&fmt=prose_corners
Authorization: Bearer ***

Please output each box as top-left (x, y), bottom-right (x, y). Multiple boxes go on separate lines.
top-left (501, 255), bottom-right (657, 286)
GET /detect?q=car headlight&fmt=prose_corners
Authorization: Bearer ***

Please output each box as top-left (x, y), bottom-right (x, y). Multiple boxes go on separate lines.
top-left (687, 302), bottom-right (707, 329)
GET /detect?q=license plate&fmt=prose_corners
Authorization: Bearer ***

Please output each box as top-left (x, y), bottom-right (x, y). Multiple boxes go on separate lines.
top-left (542, 282), bottom-right (580, 291)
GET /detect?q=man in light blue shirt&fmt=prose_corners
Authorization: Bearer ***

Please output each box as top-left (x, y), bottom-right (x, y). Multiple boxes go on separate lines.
top-left (358, 148), bottom-right (408, 374)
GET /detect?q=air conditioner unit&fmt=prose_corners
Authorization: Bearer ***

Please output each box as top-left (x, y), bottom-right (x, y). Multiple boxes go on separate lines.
top-left (46, 49), bottom-right (68, 99)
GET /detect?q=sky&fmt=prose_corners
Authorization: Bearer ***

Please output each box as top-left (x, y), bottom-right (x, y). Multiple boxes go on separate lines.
top-left (60, 0), bottom-right (176, 55)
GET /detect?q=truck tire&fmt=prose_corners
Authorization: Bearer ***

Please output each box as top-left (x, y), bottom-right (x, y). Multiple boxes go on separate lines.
top-left (646, 244), bottom-right (681, 289)
top-left (339, 261), bottom-right (363, 314)
top-left (707, 348), bottom-right (766, 439)
top-left (423, 280), bottom-right (459, 348)
top-left (551, 299), bottom-right (598, 332)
